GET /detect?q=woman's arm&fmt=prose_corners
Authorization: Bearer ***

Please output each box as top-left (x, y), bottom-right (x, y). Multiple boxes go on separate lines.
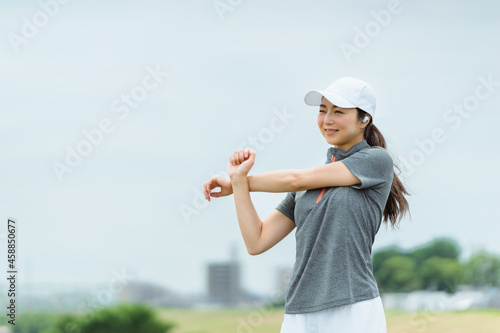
top-left (232, 175), bottom-right (296, 255)
top-left (247, 161), bottom-right (360, 192)
top-left (204, 149), bottom-right (361, 200)
top-left (229, 150), bottom-right (296, 255)
top-left (293, 161), bottom-right (361, 190)
top-left (246, 169), bottom-right (300, 193)
top-left (231, 175), bottom-right (263, 255)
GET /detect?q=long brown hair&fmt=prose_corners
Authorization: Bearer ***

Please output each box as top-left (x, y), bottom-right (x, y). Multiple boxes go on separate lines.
top-left (357, 108), bottom-right (411, 228)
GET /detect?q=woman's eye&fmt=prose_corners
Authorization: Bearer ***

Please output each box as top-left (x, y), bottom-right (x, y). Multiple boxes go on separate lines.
top-left (319, 110), bottom-right (342, 113)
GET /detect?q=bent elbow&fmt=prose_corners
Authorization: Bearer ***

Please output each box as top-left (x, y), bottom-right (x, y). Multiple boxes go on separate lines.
top-left (247, 242), bottom-right (264, 256)
top-left (247, 248), bottom-right (261, 256)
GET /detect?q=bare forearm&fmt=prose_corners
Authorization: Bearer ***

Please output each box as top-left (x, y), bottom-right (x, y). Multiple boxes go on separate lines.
top-left (231, 176), bottom-right (263, 255)
top-left (247, 169), bottom-right (299, 193)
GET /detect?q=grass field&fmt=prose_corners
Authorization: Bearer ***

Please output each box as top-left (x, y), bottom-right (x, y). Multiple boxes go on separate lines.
top-left (157, 307), bottom-right (500, 333)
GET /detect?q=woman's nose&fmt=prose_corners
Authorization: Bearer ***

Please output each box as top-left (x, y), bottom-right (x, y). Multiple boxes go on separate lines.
top-left (324, 112), bottom-right (336, 123)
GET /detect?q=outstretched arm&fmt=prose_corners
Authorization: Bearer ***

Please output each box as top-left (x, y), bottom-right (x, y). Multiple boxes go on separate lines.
top-left (293, 161), bottom-right (361, 190)
top-left (204, 150), bottom-right (361, 200)
top-left (247, 161), bottom-right (360, 192)
top-left (246, 169), bottom-right (300, 193)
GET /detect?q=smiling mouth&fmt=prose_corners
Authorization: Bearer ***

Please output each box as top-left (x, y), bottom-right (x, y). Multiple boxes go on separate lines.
top-left (325, 129), bottom-right (339, 133)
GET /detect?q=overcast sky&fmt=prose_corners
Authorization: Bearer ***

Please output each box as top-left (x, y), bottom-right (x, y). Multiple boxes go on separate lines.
top-left (1, 0), bottom-right (499, 299)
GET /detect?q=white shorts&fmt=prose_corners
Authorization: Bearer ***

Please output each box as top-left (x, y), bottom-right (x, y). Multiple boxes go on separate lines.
top-left (280, 296), bottom-right (387, 333)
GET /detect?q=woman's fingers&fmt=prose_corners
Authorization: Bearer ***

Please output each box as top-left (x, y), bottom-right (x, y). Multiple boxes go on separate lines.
top-left (231, 149), bottom-right (251, 165)
top-left (204, 180), bottom-right (212, 201)
top-left (203, 181), bottom-right (208, 199)
top-left (204, 176), bottom-right (222, 201)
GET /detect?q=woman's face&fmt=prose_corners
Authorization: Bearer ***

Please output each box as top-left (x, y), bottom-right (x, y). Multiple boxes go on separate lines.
top-left (317, 96), bottom-right (367, 151)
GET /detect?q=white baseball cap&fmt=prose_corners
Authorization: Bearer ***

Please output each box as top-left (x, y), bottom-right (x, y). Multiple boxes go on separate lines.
top-left (304, 77), bottom-right (376, 120)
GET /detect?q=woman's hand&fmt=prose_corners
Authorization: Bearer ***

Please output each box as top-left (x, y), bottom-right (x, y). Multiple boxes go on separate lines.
top-left (229, 148), bottom-right (255, 180)
top-left (203, 175), bottom-right (233, 201)
top-left (203, 148), bottom-right (255, 202)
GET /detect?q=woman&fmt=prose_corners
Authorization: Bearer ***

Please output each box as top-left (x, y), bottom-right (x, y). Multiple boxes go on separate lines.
top-left (203, 77), bottom-right (410, 332)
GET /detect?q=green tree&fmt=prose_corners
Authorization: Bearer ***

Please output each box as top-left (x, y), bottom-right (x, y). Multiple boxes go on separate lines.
top-left (10, 312), bottom-right (59, 333)
top-left (420, 256), bottom-right (465, 293)
top-left (463, 250), bottom-right (500, 286)
top-left (45, 303), bottom-right (176, 333)
top-left (375, 256), bottom-right (418, 292)
top-left (372, 246), bottom-right (406, 275)
top-left (409, 237), bottom-right (461, 267)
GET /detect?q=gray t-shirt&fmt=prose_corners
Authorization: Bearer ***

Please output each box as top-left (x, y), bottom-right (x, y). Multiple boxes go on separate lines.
top-left (275, 140), bottom-right (394, 314)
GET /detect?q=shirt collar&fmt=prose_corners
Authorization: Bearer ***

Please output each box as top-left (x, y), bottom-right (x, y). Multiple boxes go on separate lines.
top-left (326, 139), bottom-right (370, 163)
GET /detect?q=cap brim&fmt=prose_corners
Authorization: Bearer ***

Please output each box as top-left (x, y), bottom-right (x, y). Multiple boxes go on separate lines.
top-left (304, 90), bottom-right (357, 108)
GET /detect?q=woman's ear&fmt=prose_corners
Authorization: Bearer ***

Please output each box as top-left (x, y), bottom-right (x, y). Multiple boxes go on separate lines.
top-left (360, 114), bottom-right (371, 128)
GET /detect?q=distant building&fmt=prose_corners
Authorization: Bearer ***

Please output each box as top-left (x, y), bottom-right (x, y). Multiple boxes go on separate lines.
top-left (207, 261), bottom-right (243, 305)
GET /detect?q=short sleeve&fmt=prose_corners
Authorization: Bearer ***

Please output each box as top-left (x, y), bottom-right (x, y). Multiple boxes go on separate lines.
top-left (340, 147), bottom-right (394, 189)
top-left (275, 192), bottom-right (296, 223)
